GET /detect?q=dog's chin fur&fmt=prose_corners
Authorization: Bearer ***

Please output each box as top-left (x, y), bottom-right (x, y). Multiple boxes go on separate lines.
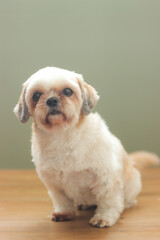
top-left (14, 67), bottom-right (159, 228)
top-left (32, 103), bottom-right (82, 132)
top-left (33, 110), bottom-right (72, 132)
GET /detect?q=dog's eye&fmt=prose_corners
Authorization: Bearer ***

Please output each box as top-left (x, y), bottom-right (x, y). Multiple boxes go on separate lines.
top-left (63, 88), bottom-right (73, 97)
top-left (32, 92), bottom-right (42, 102)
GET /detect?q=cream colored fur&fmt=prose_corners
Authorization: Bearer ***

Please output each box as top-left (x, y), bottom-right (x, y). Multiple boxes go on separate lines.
top-left (14, 67), bottom-right (159, 228)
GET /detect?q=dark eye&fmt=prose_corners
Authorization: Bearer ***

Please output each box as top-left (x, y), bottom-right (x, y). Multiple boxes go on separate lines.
top-left (32, 92), bottom-right (42, 102)
top-left (63, 88), bottom-right (73, 97)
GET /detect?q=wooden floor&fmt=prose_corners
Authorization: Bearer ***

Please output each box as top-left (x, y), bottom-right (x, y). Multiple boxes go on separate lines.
top-left (0, 169), bottom-right (160, 240)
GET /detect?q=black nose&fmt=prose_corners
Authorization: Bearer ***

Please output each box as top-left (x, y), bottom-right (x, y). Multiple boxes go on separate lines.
top-left (46, 97), bottom-right (59, 107)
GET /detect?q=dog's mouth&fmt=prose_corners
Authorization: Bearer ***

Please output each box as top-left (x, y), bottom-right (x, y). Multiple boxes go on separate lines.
top-left (45, 108), bottom-right (63, 125)
top-left (45, 108), bottom-right (67, 126)
top-left (49, 109), bottom-right (61, 116)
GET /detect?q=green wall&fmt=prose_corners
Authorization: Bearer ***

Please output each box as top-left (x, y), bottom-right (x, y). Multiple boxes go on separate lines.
top-left (0, 0), bottom-right (160, 169)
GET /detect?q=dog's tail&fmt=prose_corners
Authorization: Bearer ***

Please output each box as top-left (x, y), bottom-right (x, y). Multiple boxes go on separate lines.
top-left (129, 151), bottom-right (160, 170)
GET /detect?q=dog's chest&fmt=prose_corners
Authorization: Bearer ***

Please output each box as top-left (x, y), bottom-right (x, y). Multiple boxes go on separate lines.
top-left (33, 128), bottom-right (97, 203)
top-left (33, 131), bottom-right (89, 171)
top-left (37, 167), bottom-right (97, 204)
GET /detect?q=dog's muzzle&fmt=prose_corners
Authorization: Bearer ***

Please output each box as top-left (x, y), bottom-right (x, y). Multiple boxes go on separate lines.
top-left (46, 97), bottom-right (61, 116)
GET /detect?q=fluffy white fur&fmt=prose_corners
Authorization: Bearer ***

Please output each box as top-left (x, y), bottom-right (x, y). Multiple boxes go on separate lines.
top-left (14, 67), bottom-right (159, 228)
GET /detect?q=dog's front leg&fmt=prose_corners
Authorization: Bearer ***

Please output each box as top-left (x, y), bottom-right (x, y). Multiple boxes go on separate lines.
top-left (48, 187), bottom-right (75, 222)
top-left (36, 169), bottom-right (75, 221)
top-left (90, 178), bottom-right (124, 228)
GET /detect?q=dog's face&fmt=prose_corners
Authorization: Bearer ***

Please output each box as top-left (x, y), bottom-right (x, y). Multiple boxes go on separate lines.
top-left (14, 67), bottom-right (99, 131)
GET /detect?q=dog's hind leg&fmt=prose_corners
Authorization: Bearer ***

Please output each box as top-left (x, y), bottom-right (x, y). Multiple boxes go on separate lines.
top-left (124, 166), bottom-right (142, 209)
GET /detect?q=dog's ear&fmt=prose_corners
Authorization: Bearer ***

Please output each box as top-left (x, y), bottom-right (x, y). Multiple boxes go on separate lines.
top-left (76, 74), bottom-right (99, 115)
top-left (14, 83), bottom-right (30, 123)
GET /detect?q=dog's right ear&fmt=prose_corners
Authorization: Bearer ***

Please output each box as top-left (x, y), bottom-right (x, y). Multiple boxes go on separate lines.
top-left (76, 74), bottom-right (99, 115)
top-left (14, 83), bottom-right (30, 123)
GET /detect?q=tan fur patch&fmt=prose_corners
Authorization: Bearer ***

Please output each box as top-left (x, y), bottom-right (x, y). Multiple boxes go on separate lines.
top-left (26, 86), bottom-right (46, 114)
top-left (76, 112), bottom-right (86, 128)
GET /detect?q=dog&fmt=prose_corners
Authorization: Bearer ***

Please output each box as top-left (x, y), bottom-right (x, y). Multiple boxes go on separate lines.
top-left (14, 67), bottom-right (159, 228)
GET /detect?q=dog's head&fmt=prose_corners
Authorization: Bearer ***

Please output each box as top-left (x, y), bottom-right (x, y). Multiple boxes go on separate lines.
top-left (14, 67), bottom-right (99, 131)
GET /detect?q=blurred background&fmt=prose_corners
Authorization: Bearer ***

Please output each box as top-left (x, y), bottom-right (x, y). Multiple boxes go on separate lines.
top-left (0, 0), bottom-right (160, 168)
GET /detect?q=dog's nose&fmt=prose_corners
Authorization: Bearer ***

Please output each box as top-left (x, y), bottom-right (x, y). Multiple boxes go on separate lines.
top-left (46, 97), bottom-right (59, 107)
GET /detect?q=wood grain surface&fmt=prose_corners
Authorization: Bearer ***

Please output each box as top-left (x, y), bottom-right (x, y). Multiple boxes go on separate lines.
top-left (0, 168), bottom-right (160, 240)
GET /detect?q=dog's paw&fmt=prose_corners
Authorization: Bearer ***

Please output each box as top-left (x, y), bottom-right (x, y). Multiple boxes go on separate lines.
top-left (90, 217), bottom-right (109, 228)
top-left (89, 215), bottom-right (115, 228)
top-left (77, 204), bottom-right (97, 210)
top-left (52, 212), bottom-right (75, 222)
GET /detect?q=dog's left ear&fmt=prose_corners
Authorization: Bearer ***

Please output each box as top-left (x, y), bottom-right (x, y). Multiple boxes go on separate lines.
top-left (14, 83), bottom-right (30, 123)
top-left (76, 74), bottom-right (100, 115)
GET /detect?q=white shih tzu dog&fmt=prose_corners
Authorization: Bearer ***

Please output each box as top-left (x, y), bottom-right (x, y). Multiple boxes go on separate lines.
top-left (14, 67), bottom-right (159, 228)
